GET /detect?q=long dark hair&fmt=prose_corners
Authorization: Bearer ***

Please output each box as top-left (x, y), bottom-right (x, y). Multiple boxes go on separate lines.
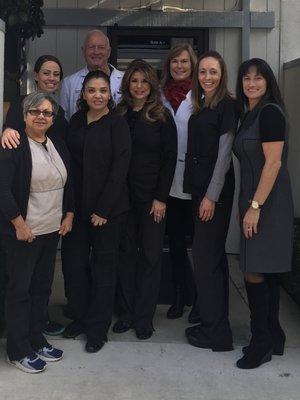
top-left (192, 50), bottom-right (232, 113)
top-left (117, 59), bottom-right (166, 123)
top-left (34, 55), bottom-right (63, 80)
top-left (236, 58), bottom-right (285, 116)
top-left (77, 70), bottom-right (114, 112)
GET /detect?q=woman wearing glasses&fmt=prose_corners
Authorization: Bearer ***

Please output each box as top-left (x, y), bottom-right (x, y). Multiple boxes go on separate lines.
top-left (0, 92), bottom-right (74, 373)
top-left (1, 55), bottom-right (68, 336)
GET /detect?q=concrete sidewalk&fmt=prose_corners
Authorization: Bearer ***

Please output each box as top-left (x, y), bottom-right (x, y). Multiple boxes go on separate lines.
top-left (0, 255), bottom-right (300, 400)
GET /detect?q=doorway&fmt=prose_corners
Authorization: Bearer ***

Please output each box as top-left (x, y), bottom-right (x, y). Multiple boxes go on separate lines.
top-left (108, 27), bottom-right (209, 73)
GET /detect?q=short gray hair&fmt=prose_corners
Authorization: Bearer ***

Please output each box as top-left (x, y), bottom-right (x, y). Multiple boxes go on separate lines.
top-left (23, 92), bottom-right (59, 118)
top-left (83, 29), bottom-right (110, 49)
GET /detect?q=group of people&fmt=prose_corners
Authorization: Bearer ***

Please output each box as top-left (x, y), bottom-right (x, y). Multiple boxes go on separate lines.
top-left (0, 29), bottom-right (293, 374)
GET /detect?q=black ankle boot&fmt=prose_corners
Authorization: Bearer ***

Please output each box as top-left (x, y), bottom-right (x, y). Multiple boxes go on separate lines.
top-left (237, 281), bottom-right (273, 369)
top-left (167, 286), bottom-right (185, 319)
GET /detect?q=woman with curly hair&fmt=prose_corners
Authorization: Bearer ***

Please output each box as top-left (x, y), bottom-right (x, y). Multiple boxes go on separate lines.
top-left (113, 59), bottom-right (177, 340)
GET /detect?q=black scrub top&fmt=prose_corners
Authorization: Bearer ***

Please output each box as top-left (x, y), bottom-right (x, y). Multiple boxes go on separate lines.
top-left (183, 96), bottom-right (236, 200)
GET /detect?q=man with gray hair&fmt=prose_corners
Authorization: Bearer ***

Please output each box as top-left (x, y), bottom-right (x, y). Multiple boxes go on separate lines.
top-left (60, 30), bottom-right (123, 121)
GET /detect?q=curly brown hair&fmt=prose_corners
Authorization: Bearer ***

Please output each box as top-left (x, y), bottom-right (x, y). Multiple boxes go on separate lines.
top-left (117, 59), bottom-right (167, 123)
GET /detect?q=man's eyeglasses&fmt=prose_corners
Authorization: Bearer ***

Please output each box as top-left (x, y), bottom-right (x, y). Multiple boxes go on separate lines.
top-left (87, 45), bottom-right (105, 51)
top-left (27, 109), bottom-right (54, 118)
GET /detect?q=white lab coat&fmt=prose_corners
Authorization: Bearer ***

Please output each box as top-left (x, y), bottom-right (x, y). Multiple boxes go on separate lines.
top-left (161, 90), bottom-right (193, 200)
top-left (60, 64), bottom-right (124, 121)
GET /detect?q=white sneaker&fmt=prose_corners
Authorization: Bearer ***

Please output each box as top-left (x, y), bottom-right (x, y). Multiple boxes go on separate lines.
top-left (37, 345), bottom-right (63, 362)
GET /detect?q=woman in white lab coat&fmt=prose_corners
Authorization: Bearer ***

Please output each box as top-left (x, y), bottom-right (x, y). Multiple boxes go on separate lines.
top-left (160, 43), bottom-right (199, 322)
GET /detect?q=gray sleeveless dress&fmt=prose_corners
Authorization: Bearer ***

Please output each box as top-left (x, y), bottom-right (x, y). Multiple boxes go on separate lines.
top-left (233, 103), bottom-right (294, 273)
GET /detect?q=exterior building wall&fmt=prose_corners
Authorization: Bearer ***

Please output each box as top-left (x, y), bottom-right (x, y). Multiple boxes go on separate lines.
top-left (283, 61), bottom-right (300, 218)
top-left (27, 0), bottom-right (243, 91)
top-left (280, 0), bottom-right (300, 63)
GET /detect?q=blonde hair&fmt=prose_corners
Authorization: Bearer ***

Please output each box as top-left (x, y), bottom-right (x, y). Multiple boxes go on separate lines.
top-left (160, 43), bottom-right (197, 89)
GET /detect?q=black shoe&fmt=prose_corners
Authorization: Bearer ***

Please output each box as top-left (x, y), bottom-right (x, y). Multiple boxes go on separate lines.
top-left (185, 325), bottom-right (233, 352)
top-left (63, 321), bottom-right (84, 339)
top-left (43, 320), bottom-right (65, 336)
top-left (237, 346), bottom-right (273, 369)
top-left (85, 340), bottom-right (106, 353)
top-left (166, 286), bottom-right (185, 319)
top-left (135, 327), bottom-right (153, 340)
top-left (112, 320), bottom-right (132, 334)
top-left (167, 303), bottom-right (185, 319)
top-left (188, 303), bottom-right (201, 324)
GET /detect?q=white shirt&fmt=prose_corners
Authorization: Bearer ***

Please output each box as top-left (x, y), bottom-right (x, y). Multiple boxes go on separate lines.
top-left (161, 90), bottom-right (193, 200)
top-left (60, 64), bottom-right (124, 121)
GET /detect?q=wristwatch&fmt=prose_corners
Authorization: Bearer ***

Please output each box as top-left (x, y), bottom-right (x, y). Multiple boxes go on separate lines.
top-left (250, 200), bottom-right (262, 210)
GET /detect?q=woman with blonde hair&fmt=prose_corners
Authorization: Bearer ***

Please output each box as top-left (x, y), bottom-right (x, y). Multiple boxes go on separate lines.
top-left (160, 43), bottom-right (200, 322)
top-left (113, 59), bottom-right (177, 339)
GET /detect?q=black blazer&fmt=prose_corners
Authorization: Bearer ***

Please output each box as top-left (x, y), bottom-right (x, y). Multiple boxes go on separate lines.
top-left (5, 95), bottom-right (69, 142)
top-left (0, 133), bottom-right (74, 236)
top-left (68, 110), bottom-right (131, 220)
top-left (126, 111), bottom-right (177, 203)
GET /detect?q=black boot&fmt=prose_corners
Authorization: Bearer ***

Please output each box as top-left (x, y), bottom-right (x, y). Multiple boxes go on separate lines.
top-left (242, 275), bottom-right (286, 356)
top-left (167, 286), bottom-right (185, 319)
top-left (237, 281), bottom-right (273, 369)
top-left (267, 275), bottom-right (286, 355)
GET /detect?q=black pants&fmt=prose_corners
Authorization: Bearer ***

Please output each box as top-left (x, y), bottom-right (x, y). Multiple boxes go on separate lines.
top-left (133, 202), bottom-right (166, 329)
top-left (115, 211), bottom-right (137, 322)
top-left (0, 237), bottom-right (7, 333)
top-left (192, 196), bottom-right (233, 346)
top-left (62, 216), bottom-right (123, 341)
top-left (4, 232), bottom-right (59, 361)
top-left (166, 196), bottom-right (195, 300)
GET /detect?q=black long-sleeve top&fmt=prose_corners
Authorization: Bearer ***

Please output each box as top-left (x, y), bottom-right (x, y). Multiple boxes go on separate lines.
top-left (67, 110), bottom-right (131, 220)
top-left (5, 95), bottom-right (69, 142)
top-left (0, 132), bottom-right (74, 236)
top-left (124, 108), bottom-right (177, 204)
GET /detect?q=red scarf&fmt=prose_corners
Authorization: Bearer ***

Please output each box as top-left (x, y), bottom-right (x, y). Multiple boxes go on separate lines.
top-left (164, 78), bottom-right (192, 113)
